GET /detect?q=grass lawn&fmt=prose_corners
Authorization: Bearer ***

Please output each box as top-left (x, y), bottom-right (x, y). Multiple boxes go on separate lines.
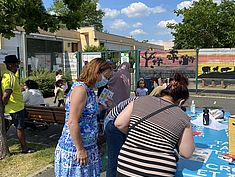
top-left (0, 139), bottom-right (55, 177)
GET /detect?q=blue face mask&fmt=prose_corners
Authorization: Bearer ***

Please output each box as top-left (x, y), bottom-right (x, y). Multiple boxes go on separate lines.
top-left (95, 74), bottom-right (108, 88)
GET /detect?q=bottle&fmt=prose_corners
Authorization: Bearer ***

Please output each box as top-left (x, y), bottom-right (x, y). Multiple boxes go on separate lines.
top-left (203, 108), bottom-right (209, 125)
top-left (191, 100), bottom-right (196, 115)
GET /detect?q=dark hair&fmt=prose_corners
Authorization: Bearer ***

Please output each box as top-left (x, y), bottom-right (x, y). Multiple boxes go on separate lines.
top-left (161, 73), bottom-right (189, 101)
top-left (56, 69), bottom-right (63, 76)
top-left (25, 80), bottom-right (39, 89)
top-left (136, 78), bottom-right (145, 88)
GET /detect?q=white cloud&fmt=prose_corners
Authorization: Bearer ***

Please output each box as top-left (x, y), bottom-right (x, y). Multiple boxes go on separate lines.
top-left (151, 6), bottom-right (166, 14)
top-left (130, 29), bottom-right (147, 36)
top-left (103, 8), bottom-right (120, 18)
top-left (150, 39), bottom-right (164, 45)
top-left (156, 31), bottom-right (171, 36)
top-left (177, 1), bottom-right (193, 10)
top-left (158, 19), bottom-right (177, 28)
top-left (121, 2), bottom-right (165, 18)
top-left (96, 3), bottom-right (101, 10)
top-left (177, 0), bottom-right (221, 10)
top-left (132, 22), bottom-right (142, 28)
top-left (213, 0), bottom-right (221, 4)
top-left (110, 19), bottom-right (129, 29)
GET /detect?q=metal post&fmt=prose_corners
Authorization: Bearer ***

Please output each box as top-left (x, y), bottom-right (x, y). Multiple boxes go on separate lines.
top-left (135, 50), bottom-right (140, 90)
top-left (77, 52), bottom-right (82, 78)
top-left (22, 32), bottom-right (27, 78)
top-left (17, 47), bottom-right (20, 83)
top-left (195, 48), bottom-right (199, 94)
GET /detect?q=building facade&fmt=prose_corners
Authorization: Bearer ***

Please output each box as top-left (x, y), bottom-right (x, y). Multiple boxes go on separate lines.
top-left (0, 26), bottom-right (164, 78)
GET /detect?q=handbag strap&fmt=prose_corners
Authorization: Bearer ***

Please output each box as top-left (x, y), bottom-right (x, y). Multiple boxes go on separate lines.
top-left (128, 104), bottom-right (177, 133)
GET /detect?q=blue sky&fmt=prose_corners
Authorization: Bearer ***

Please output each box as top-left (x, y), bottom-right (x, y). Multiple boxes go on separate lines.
top-left (42, 0), bottom-right (221, 45)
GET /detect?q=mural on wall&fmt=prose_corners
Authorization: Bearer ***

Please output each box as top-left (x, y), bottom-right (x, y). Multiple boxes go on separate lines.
top-left (139, 49), bottom-right (196, 78)
top-left (198, 48), bottom-right (235, 79)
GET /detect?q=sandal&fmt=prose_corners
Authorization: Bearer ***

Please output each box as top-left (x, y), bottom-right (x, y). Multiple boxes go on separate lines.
top-left (22, 148), bottom-right (34, 154)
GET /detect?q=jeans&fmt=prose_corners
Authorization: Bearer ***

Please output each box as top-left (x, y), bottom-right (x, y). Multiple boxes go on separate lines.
top-left (105, 121), bottom-right (126, 177)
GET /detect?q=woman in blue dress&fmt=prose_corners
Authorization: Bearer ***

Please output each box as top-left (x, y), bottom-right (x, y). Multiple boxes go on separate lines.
top-left (55, 58), bottom-right (113, 177)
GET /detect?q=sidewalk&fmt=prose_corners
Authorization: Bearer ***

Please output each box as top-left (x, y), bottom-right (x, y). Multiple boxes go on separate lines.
top-left (29, 94), bottom-right (235, 177)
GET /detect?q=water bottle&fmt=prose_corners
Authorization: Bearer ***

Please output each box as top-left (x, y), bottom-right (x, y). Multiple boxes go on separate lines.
top-left (203, 108), bottom-right (209, 125)
top-left (191, 100), bottom-right (196, 115)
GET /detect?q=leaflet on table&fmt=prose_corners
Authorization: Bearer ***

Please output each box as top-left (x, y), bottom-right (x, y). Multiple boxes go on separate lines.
top-left (187, 148), bottom-right (212, 163)
top-left (98, 88), bottom-right (114, 106)
top-left (191, 112), bottom-right (227, 131)
top-left (218, 153), bottom-right (235, 163)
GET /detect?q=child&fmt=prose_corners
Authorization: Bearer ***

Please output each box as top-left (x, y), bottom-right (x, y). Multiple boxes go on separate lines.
top-left (55, 69), bottom-right (68, 92)
top-left (54, 78), bottom-right (65, 107)
top-left (136, 79), bottom-right (148, 96)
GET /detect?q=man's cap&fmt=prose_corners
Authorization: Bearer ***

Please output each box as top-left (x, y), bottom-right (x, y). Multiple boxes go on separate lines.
top-left (4, 55), bottom-right (20, 64)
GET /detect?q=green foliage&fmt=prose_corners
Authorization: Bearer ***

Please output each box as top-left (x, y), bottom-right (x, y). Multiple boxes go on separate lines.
top-left (0, 0), bottom-right (104, 38)
top-left (21, 70), bottom-right (73, 97)
top-left (168, 0), bottom-right (235, 49)
top-left (48, 0), bottom-right (104, 32)
top-left (23, 70), bottom-right (56, 97)
top-left (83, 45), bottom-right (108, 52)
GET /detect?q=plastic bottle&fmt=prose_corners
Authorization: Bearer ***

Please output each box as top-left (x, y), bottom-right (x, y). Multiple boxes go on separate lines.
top-left (203, 108), bottom-right (209, 125)
top-left (191, 100), bottom-right (196, 115)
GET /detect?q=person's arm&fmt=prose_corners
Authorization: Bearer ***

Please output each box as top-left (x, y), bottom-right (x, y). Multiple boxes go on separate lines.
top-left (67, 86), bottom-right (88, 165)
top-left (114, 101), bottom-right (134, 134)
top-left (2, 89), bottom-right (12, 106)
top-left (1, 73), bottom-right (13, 106)
top-left (54, 88), bottom-right (58, 103)
top-left (178, 123), bottom-right (195, 159)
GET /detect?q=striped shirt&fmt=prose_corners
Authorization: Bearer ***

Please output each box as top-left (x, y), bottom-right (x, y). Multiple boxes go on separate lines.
top-left (104, 96), bottom-right (138, 128)
top-left (117, 96), bottom-right (191, 177)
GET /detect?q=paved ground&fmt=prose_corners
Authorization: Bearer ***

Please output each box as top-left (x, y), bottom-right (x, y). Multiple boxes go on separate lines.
top-left (6, 93), bottom-right (235, 177)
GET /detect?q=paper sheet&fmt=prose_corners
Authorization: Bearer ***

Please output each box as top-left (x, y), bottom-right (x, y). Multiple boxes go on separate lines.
top-left (98, 88), bottom-right (114, 106)
top-left (191, 112), bottom-right (227, 131)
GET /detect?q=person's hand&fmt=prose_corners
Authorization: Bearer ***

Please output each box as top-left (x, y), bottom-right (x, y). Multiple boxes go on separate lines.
top-left (76, 148), bottom-right (88, 166)
top-left (105, 98), bottom-right (113, 109)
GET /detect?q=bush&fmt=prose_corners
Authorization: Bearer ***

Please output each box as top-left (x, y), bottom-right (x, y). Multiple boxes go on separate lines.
top-left (24, 70), bottom-right (56, 97)
top-left (21, 70), bottom-right (73, 98)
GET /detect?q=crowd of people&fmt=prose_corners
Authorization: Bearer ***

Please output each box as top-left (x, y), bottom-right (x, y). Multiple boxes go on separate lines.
top-left (0, 55), bottom-right (195, 177)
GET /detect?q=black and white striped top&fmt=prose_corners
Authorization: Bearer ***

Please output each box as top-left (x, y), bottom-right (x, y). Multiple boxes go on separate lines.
top-left (117, 96), bottom-right (190, 177)
top-left (104, 96), bottom-right (138, 127)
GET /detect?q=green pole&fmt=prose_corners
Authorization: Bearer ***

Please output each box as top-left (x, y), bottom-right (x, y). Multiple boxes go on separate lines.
top-left (195, 48), bottom-right (199, 94)
top-left (76, 52), bottom-right (82, 78)
top-left (135, 50), bottom-right (140, 90)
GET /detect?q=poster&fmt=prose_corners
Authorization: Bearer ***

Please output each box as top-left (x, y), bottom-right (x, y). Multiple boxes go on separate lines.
top-left (81, 52), bottom-right (101, 67)
top-left (198, 48), bottom-right (235, 78)
top-left (63, 52), bottom-right (78, 80)
top-left (121, 52), bottom-right (129, 63)
top-left (139, 49), bottom-right (196, 79)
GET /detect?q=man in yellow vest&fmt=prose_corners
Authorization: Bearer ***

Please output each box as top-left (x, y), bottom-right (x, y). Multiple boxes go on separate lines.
top-left (1, 55), bottom-right (32, 153)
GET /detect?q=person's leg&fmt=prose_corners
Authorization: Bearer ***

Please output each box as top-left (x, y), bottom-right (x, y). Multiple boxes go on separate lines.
top-left (16, 128), bottom-right (27, 150)
top-left (105, 121), bottom-right (126, 177)
top-left (61, 100), bottom-right (65, 107)
top-left (57, 100), bottom-right (61, 107)
top-left (10, 110), bottom-right (29, 152)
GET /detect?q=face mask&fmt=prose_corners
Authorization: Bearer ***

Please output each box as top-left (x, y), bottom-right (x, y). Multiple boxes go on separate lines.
top-left (95, 74), bottom-right (108, 88)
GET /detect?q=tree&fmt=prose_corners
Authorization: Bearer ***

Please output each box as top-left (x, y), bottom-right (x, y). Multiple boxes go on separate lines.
top-left (0, 0), bottom-right (104, 39)
top-left (48, 0), bottom-right (104, 32)
top-left (168, 0), bottom-right (235, 49)
top-left (0, 68), bottom-right (10, 160)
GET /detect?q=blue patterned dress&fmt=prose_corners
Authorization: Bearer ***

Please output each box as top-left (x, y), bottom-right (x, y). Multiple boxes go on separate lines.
top-left (55, 82), bottom-right (100, 177)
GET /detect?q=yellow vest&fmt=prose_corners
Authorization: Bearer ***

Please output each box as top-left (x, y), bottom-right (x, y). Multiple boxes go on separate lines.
top-left (1, 70), bottom-right (24, 113)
